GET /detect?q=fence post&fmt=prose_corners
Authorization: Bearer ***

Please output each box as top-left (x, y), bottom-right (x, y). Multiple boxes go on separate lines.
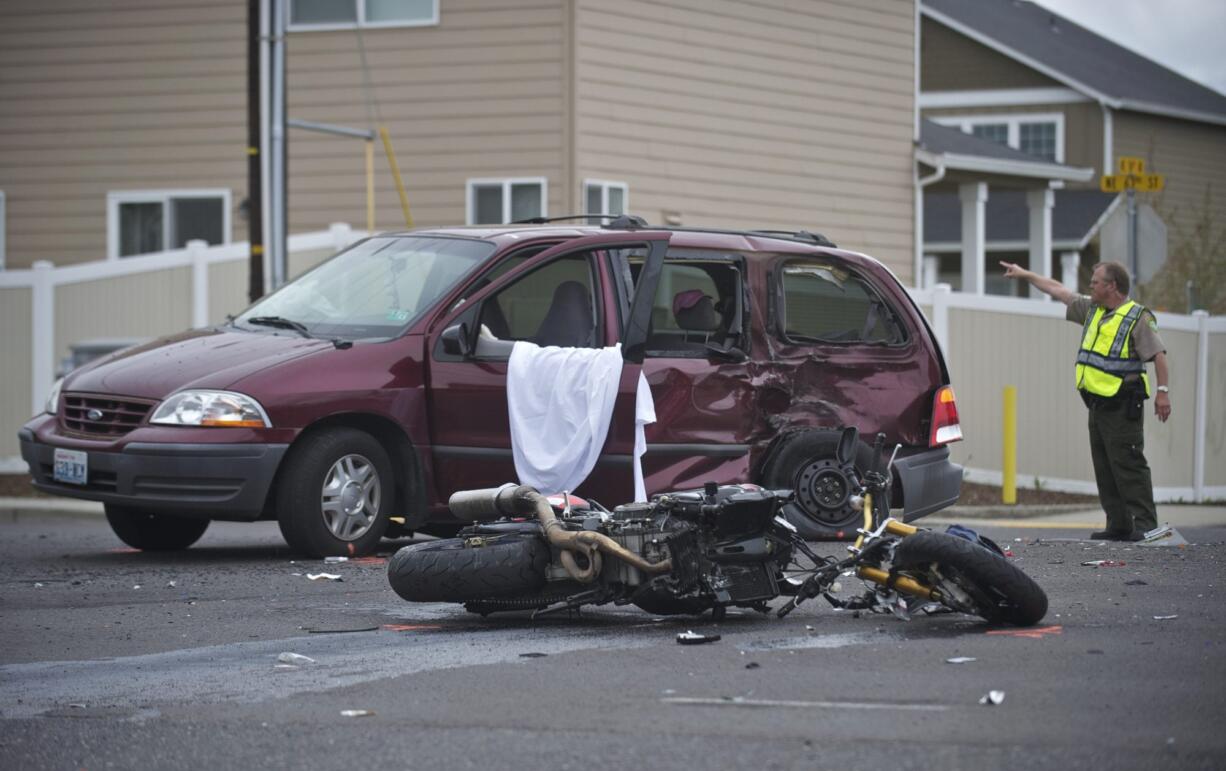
top-left (932, 282), bottom-right (951, 356)
top-left (189, 239), bottom-right (210, 329)
top-left (330, 222), bottom-right (353, 252)
top-left (1193, 310), bottom-right (1209, 502)
top-left (30, 261), bottom-right (55, 418)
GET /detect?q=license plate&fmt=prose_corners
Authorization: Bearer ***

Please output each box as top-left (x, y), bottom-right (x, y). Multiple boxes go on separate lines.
top-left (53, 448), bottom-right (88, 485)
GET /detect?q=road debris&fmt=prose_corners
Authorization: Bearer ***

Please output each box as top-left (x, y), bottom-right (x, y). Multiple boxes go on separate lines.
top-left (33, 582), bottom-right (43, 588)
top-left (305, 626), bottom-right (378, 634)
top-left (340, 709), bottom-right (374, 717)
top-left (745, 662), bottom-right (761, 669)
top-left (979, 690), bottom-right (1006, 706)
top-left (1081, 560), bottom-right (1126, 567)
top-left (276, 652), bottom-right (316, 666)
top-left (519, 652), bottom-right (548, 658)
top-left (1153, 615), bottom-right (1178, 621)
top-left (677, 631), bottom-right (721, 645)
top-left (306, 573), bottom-right (343, 581)
top-left (324, 556), bottom-right (349, 564)
top-left (1124, 579), bottom-right (1148, 586)
top-left (946, 657), bottom-right (977, 664)
top-left (166, 580), bottom-right (177, 588)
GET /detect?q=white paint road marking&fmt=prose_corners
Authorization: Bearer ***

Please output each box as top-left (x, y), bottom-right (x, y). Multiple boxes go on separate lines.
top-left (662, 696), bottom-right (950, 712)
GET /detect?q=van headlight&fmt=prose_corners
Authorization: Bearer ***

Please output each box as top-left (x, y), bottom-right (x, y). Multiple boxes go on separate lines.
top-left (150, 390), bottom-right (272, 428)
top-left (45, 378), bottom-right (65, 415)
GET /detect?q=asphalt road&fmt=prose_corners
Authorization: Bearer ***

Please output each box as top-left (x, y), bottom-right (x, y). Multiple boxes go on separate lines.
top-left (2, 513), bottom-right (1224, 770)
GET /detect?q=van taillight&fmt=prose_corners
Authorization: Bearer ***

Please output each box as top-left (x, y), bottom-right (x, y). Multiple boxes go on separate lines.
top-left (930, 385), bottom-right (963, 447)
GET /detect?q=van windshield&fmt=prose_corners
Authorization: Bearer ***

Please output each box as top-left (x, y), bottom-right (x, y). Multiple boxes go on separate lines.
top-left (234, 236), bottom-right (496, 341)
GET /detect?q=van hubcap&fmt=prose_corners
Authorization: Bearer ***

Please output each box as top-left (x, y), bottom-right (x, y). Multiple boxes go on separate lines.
top-left (321, 454), bottom-right (381, 541)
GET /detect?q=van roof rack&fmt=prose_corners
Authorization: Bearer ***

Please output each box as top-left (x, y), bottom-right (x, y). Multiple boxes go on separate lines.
top-left (510, 214), bottom-right (648, 228)
top-left (748, 229), bottom-right (837, 247)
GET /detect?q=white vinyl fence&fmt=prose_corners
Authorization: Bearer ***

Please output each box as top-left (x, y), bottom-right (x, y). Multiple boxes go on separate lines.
top-left (1, 237), bottom-right (1223, 501)
top-left (0, 224), bottom-right (364, 468)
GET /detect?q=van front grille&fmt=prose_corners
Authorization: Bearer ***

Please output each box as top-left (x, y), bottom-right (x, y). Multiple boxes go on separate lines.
top-left (62, 394), bottom-right (156, 437)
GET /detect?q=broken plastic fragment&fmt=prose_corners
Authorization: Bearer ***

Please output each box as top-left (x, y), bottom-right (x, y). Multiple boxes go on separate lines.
top-left (324, 556), bottom-right (348, 564)
top-left (519, 652), bottom-right (548, 658)
top-left (1152, 615), bottom-right (1178, 621)
top-left (276, 652), bottom-right (316, 665)
top-left (33, 582), bottom-right (43, 588)
top-left (340, 709), bottom-right (374, 717)
top-left (306, 573), bottom-right (343, 581)
top-left (1081, 560), bottom-right (1125, 567)
top-left (677, 631), bottom-right (721, 645)
top-left (946, 657), bottom-right (977, 664)
top-left (978, 690), bottom-right (1005, 705)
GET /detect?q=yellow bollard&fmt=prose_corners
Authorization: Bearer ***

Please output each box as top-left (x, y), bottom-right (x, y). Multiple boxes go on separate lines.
top-left (1002, 385), bottom-right (1017, 504)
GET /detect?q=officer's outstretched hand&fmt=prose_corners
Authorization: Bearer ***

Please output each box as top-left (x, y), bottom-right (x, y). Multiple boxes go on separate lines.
top-left (999, 261), bottom-right (1028, 279)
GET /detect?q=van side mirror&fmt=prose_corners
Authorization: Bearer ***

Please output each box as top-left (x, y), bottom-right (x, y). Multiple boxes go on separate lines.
top-left (441, 323), bottom-right (473, 357)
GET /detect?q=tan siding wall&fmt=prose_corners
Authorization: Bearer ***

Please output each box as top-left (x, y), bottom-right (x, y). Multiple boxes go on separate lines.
top-left (0, 289), bottom-right (34, 458)
top-left (54, 270), bottom-right (193, 373)
top-left (0, 0), bottom-right (249, 269)
top-left (922, 101), bottom-right (1105, 178)
top-left (573, 0), bottom-right (917, 278)
top-left (285, 0), bottom-right (567, 237)
top-left (920, 17), bottom-right (1060, 91)
top-left (0, 0), bottom-right (568, 270)
top-left (1114, 111), bottom-right (1226, 237)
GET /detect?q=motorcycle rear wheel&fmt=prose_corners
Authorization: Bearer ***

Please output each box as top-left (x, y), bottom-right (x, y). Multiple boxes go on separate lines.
top-left (891, 531), bottom-right (1047, 626)
top-left (387, 533), bottom-right (549, 603)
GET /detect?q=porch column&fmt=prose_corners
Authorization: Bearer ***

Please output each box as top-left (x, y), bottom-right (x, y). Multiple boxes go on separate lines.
top-left (1061, 251), bottom-right (1081, 292)
top-left (959, 182), bottom-right (987, 294)
top-left (923, 255), bottom-right (939, 289)
top-left (1027, 188), bottom-right (1055, 300)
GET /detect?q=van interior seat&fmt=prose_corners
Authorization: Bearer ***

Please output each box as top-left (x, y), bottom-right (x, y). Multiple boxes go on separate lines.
top-left (533, 280), bottom-right (595, 347)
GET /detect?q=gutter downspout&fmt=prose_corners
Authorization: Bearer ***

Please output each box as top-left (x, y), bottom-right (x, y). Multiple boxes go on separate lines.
top-left (915, 159), bottom-right (946, 289)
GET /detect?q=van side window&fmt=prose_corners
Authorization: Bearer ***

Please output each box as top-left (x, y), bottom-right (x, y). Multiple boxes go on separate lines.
top-left (779, 263), bottom-right (906, 345)
top-left (479, 254), bottom-right (600, 348)
top-left (644, 262), bottom-right (745, 356)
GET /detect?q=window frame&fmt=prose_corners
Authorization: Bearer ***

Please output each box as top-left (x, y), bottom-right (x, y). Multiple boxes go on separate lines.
top-left (582, 178), bottom-right (629, 216)
top-left (465, 177), bottom-right (548, 226)
top-left (106, 189), bottom-right (232, 261)
top-left (0, 190), bottom-right (6, 270)
top-left (772, 258), bottom-right (909, 348)
top-left (288, 0), bottom-right (440, 31)
top-left (931, 112), bottom-right (1065, 163)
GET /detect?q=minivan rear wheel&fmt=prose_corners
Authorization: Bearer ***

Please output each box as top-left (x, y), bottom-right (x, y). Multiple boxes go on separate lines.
top-left (104, 505), bottom-right (210, 551)
top-left (275, 427), bottom-right (393, 557)
top-left (762, 430), bottom-right (879, 535)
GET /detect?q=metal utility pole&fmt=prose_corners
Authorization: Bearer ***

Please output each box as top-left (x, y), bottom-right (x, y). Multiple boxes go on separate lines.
top-left (246, 0), bottom-right (265, 303)
top-left (1127, 188), bottom-right (1138, 286)
top-left (268, 0), bottom-right (288, 290)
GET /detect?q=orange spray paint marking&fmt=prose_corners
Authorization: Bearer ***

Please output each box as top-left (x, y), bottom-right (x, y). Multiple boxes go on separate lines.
top-left (986, 624), bottom-right (1063, 639)
top-left (347, 543), bottom-right (356, 556)
top-left (351, 557), bottom-right (387, 565)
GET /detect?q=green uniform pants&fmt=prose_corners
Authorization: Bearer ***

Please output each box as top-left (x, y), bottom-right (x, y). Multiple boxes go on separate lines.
top-left (1086, 400), bottom-right (1158, 536)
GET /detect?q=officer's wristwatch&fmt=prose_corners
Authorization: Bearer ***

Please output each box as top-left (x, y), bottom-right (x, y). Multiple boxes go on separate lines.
top-left (1156, 385), bottom-right (1170, 393)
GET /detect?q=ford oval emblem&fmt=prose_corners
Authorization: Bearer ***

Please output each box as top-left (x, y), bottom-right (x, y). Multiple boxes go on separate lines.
top-left (86, 408), bottom-right (104, 421)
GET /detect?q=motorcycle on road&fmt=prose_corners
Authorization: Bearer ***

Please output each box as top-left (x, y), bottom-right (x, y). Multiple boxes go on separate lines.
top-left (387, 429), bottom-right (1047, 626)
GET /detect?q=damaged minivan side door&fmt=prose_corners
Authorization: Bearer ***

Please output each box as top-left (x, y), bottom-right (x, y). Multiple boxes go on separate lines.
top-left (426, 232), bottom-right (671, 508)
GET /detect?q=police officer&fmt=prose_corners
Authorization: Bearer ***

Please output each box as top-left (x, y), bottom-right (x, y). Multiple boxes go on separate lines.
top-left (1000, 260), bottom-right (1171, 541)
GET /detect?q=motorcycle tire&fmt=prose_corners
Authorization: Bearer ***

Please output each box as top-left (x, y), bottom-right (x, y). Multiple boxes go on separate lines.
top-left (891, 531), bottom-right (1048, 626)
top-left (387, 533), bottom-right (550, 603)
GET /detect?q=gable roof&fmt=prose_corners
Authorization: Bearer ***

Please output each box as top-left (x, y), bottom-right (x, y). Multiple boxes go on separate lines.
top-left (917, 119), bottom-right (1094, 182)
top-left (922, 0), bottom-right (1226, 126)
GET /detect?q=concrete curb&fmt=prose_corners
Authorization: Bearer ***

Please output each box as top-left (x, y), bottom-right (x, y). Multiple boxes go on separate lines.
top-left (938, 503), bottom-right (1099, 520)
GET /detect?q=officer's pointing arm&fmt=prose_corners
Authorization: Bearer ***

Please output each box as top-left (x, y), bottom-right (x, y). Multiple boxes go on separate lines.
top-left (999, 261), bottom-right (1076, 305)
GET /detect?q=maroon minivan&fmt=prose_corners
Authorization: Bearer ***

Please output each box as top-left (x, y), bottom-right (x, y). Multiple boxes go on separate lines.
top-left (20, 218), bottom-right (963, 557)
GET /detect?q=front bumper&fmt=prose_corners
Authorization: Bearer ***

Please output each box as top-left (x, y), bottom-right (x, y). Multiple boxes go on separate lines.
top-left (19, 428), bottom-right (288, 520)
top-left (894, 444), bottom-right (963, 522)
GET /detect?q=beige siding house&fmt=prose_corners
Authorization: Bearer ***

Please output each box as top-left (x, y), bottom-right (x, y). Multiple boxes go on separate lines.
top-left (919, 0), bottom-right (1226, 303)
top-left (0, 0), bottom-right (919, 279)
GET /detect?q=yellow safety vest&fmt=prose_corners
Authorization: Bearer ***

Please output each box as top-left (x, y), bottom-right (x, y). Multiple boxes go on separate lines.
top-left (1075, 300), bottom-right (1149, 397)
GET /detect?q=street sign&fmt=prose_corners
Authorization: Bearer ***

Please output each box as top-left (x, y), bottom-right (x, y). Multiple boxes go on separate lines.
top-left (1118, 156), bottom-right (1146, 174)
top-left (1100, 172), bottom-right (1164, 193)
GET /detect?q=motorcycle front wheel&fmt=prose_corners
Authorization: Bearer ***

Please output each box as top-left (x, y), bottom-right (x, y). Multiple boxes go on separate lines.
top-left (387, 533), bottom-right (549, 603)
top-left (891, 531), bottom-right (1048, 626)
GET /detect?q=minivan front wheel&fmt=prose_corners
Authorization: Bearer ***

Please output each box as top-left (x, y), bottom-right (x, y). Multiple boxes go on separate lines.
top-left (104, 505), bottom-right (210, 551)
top-left (276, 428), bottom-right (393, 557)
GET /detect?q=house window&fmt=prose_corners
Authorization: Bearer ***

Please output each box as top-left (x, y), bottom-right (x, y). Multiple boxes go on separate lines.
top-left (289, 0), bottom-right (438, 30)
top-left (107, 190), bottom-right (231, 259)
top-left (935, 113), bottom-right (1064, 162)
top-left (466, 178), bottom-right (547, 225)
top-left (583, 179), bottom-right (628, 217)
